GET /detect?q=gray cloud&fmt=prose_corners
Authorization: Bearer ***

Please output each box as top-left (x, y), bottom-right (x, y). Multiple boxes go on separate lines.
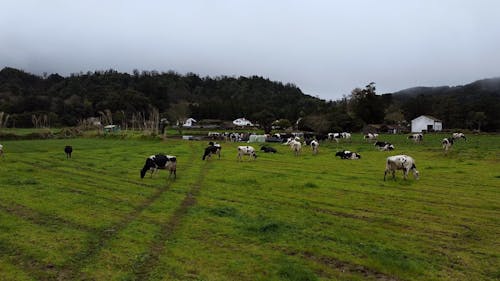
top-left (1, 0), bottom-right (499, 100)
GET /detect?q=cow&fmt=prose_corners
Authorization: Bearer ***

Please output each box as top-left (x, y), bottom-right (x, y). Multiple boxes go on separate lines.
top-left (284, 137), bottom-right (302, 156)
top-left (0, 144), bottom-right (3, 157)
top-left (375, 141), bottom-right (395, 151)
top-left (260, 145), bottom-right (277, 153)
top-left (408, 133), bottom-right (423, 143)
top-left (202, 141), bottom-right (221, 160)
top-left (364, 133), bottom-right (379, 141)
top-left (140, 154), bottom-right (177, 179)
top-left (237, 146), bottom-right (257, 161)
top-left (310, 139), bottom-right (319, 155)
top-left (341, 132), bottom-right (352, 140)
top-left (335, 150), bottom-right (361, 160)
top-left (384, 155), bottom-right (419, 181)
top-left (328, 132), bottom-right (343, 142)
top-left (64, 145), bottom-right (73, 158)
top-left (452, 132), bottom-right (467, 141)
top-left (442, 137), bottom-right (454, 152)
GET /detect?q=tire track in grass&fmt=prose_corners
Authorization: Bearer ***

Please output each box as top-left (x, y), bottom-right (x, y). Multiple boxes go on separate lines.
top-left (0, 240), bottom-right (59, 280)
top-left (276, 247), bottom-right (402, 281)
top-left (14, 158), bottom-right (159, 189)
top-left (0, 202), bottom-right (96, 233)
top-left (131, 158), bottom-right (209, 280)
top-left (57, 142), bottom-right (198, 281)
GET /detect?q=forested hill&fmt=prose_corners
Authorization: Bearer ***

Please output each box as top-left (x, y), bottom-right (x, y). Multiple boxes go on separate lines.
top-left (391, 77), bottom-right (500, 99)
top-left (389, 77), bottom-right (500, 131)
top-left (0, 66), bottom-right (499, 131)
top-left (0, 67), bottom-right (326, 127)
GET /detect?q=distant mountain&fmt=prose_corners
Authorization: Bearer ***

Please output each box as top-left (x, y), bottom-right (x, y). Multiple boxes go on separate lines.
top-left (389, 77), bottom-right (500, 131)
top-left (390, 77), bottom-right (500, 99)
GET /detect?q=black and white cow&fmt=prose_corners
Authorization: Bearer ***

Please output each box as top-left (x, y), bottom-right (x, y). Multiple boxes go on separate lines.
top-left (202, 142), bottom-right (221, 160)
top-left (335, 150), bottom-right (361, 159)
top-left (310, 139), bottom-right (319, 155)
top-left (375, 141), bottom-right (395, 151)
top-left (0, 144), bottom-right (3, 157)
top-left (442, 137), bottom-right (454, 152)
top-left (328, 133), bottom-right (342, 142)
top-left (364, 133), bottom-right (379, 141)
top-left (284, 137), bottom-right (302, 156)
top-left (140, 154), bottom-right (177, 179)
top-left (237, 146), bottom-right (257, 161)
top-left (384, 155), bottom-right (419, 181)
top-left (408, 133), bottom-right (423, 143)
top-left (260, 145), bottom-right (277, 153)
top-left (452, 132), bottom-right (466, 141)
top-left (64, 145), bottom-right (73, 158)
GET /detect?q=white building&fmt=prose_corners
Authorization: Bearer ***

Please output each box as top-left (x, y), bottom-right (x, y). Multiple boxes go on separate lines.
top-left (411, 115), bottom-right (442, 132)
top-left (182, 118), bottom-right (197, 127)
top-left (233, 117), bottom-right (254, 127)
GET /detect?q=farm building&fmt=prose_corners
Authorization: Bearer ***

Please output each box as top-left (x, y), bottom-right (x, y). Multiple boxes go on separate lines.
top-left (181, 118), bottom-right (197, 127)
top-left (411, 115), bottom-right (442, 132)
top-left (233, 117), bottom-right (254, 127)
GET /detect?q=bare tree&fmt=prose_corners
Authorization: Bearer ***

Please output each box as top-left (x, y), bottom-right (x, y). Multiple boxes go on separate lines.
top-left (98, 109), bottom-right (113, 126)
top-left (0, 112), bottom-right (9, 128)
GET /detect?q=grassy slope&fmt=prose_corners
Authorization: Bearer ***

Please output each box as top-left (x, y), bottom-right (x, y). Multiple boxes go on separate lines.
top-left (0, 134), bottom-right (498, 280)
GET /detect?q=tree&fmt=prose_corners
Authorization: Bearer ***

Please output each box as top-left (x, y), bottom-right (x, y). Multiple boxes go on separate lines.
top-left (252, 110), bottom-right (275, 134)
top-left (300, 114), bottom-right (332, 134)
top-left (384, 104), bottom-right (406, 125)
top-left (272, 119), bottom-right (292, 130)
top-left (167, 101), bottom-right (191, 135)
top-left (468, 111), bottom-right (487, 131)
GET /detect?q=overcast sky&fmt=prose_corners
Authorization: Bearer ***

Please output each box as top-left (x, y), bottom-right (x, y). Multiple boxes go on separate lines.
top-left (1, 0), bottom-right (499, 100)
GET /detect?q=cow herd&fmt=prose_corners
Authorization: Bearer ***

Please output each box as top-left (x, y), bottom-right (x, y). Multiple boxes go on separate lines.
top-left (0, 132), bottom-right (467, 182)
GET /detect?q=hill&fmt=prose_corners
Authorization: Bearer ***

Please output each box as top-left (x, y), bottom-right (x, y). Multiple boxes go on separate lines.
top-left (389, 78), bottom-right (500, 131)
top-left (0, 67), bottom-right (499, 131)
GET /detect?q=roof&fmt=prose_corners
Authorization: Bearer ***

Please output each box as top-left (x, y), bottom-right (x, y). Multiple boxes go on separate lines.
top-left (413, 115), bottom-right (441, 122)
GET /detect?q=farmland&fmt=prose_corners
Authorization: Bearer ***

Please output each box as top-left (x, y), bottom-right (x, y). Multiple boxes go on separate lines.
top-left (0, 133), bottom-right (498, 281)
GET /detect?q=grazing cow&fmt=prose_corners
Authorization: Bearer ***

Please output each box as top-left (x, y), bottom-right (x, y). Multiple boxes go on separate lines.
top-left (229, 133), bottom-right (241, 142)
top-left (375, 141), bottom-right (395, 151)
top-left (202, 141), bottom-right (221, 160)
top-left (341, 132), bottom-right (352, 140)
top-left (284, 137), bottom-right (302, 156)
top-left (140, 154), bottom-right (177, 179)
top-left (237, 146), bottom-right (257, 161)
top-left (335, 150), bottom-right (361, 160)
top-left (452, 132), bottom-right (466, 141)
top-left (64, 145), bottom-right (73, 158)
top-left (260, 145), bottom-right (277, 153)
top-left (310, 139), bottom-right (319, 155)
top-left (384, 155), bottom-right (419, 181)
top-left (442, 137), bottom-right (454, 152)
top-left (0, 144), bottom-right (3, 157)
top-left (364, 133), bottom-right (379, 141)
top-left (408, 133), bottom-right (423, 143)
top-left (328, 133), bottom-right (343, 142)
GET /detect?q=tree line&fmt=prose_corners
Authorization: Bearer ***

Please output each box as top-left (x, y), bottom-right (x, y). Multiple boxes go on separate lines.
top-left (0, 67), bottom-right (498, 132)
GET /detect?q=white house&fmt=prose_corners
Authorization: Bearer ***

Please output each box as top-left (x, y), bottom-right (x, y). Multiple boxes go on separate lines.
top-left (411, 115), bottom-right (442, 132)
top-left (182, 118), bottom-right (197, 127)
top-left (233, 117), bottom-right (254, 127)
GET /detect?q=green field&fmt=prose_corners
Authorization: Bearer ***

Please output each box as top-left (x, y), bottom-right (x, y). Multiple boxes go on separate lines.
top-left (0, 134), bottom-right (498, 281)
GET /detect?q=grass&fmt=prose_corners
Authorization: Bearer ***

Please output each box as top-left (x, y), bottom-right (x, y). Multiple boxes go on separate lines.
top-left (0, 133), bottom-right (498, 280)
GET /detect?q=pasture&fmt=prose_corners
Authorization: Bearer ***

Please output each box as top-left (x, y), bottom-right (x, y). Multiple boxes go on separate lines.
top-left (0, 133), bottom-right (498, 281)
